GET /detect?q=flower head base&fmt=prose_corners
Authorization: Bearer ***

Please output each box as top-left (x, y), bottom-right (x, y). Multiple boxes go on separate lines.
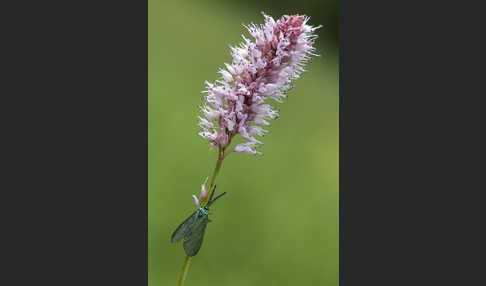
top-left (198, 12), bottom-right (321, 155)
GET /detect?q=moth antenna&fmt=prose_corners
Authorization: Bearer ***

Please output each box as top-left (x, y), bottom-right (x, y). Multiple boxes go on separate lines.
top-left (207, 191), bottom-right (227, 206)
top-left (208, 185), bottom-right (217, 202)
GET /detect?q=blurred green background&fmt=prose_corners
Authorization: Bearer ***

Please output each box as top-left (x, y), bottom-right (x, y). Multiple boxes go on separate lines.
top-left (149, 0), bottom-right (338, 285)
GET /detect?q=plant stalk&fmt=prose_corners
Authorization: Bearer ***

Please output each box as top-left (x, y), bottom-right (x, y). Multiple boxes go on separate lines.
top-left (177, 146), bottom-right (228, 286)
top-left (177, 255), bottom-right (191, 286)
top-left (204, 148), bottom-right (224, 206)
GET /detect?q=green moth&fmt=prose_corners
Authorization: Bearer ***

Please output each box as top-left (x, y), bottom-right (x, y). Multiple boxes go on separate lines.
top-left (171, 186), bottom-right (226, 256)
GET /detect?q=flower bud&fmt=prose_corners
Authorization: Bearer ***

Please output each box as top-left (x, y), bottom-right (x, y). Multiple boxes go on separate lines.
top-left (199, 181), bottom-right (208, 202)
top-left (192, 195), bottom-right (199, 207)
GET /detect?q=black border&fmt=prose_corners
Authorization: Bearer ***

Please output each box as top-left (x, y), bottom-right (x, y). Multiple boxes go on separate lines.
top-left (3, 1), bottom-right (148, 285)
top-left (340, 1), bottom-right (484, 285)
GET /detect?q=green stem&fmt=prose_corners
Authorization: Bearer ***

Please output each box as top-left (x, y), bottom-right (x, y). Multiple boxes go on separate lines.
top-left (177, 255), bottom-right (191, 286)
top-left (177, 146), bottom-right (228, 286)
top-left (204, 148), bottom-right (224, 206)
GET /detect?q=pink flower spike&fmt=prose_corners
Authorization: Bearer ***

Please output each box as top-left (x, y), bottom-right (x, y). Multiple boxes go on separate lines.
top-left (192, 194), bottom-right (200, 207)
top-left (198, 13), bottom-right (321, 155)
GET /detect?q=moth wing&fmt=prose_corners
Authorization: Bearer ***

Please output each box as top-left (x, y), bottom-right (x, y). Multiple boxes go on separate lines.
top-left (183, 215), bottom-right (208, 256)
top-left (171, 210), bottom-right (198, 243)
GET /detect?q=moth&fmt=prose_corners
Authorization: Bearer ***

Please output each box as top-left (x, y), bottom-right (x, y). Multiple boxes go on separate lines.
top-left (171, 186), bottom-right (226, 256)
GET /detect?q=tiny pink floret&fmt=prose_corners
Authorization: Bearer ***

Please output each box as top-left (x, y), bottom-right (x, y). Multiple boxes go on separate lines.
top-left (199, 183), bottom-right (207, 202)
top-left (192, 195), bottom-right (199, 207)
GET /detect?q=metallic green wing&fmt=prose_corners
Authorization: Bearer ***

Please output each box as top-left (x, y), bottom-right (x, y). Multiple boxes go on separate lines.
top-left (182, 214), bottom-right (208, 256)
top-left (170, 210), bottom-right (198, 243)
